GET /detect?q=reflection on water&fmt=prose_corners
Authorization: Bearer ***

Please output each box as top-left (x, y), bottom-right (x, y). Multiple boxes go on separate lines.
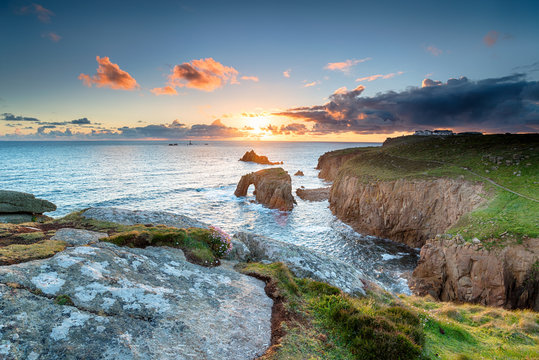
top-left (0, 140), bottom-right (418, 293)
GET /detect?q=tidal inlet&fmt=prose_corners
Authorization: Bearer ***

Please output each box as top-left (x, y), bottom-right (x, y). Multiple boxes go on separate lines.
top-left (0, 0), bottom-right (538, 359)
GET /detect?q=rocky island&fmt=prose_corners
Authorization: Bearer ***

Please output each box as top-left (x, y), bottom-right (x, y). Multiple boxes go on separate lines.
top-left (239, 150), bottom-right (283, 165)
top-left (234, 168), bottom-right (296, 211)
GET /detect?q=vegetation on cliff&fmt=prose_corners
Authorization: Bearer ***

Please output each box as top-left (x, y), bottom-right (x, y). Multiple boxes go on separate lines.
top-left (241, 262), bottom-right (539, 360)
top-left (330, 134), bottom-right (538, 243)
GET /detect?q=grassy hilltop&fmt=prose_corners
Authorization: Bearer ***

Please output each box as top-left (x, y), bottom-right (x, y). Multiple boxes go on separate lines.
top-left (328, 134), bottom-right (539, 244)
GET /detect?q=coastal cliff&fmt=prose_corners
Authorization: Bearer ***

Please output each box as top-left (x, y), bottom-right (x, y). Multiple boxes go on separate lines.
top-left (329, 177), bottom-right (485, 248)
top-left (317, 134), bottom-right (539, 309)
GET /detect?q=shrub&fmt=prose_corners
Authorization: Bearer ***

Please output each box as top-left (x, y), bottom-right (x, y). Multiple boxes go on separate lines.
top-left (208, 226), bottom-right (232, 257)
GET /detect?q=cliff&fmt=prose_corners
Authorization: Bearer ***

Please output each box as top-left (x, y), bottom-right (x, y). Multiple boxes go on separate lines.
top-left (329, 177), bottom-right (485, 248)
top-left (234, 168), bottom-right (296, 211)
top-left (410, 235), bottom-right (539, 310)
top-left (316, 148), bottom-right (365, 181)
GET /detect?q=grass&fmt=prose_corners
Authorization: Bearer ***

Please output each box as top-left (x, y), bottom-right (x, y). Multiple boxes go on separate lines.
top-left (239, 262), bottom-right (539, 360)
top-left (331, 134), bottom-right (539, 242)
top-left (0, 240), bottom-right (66, 265)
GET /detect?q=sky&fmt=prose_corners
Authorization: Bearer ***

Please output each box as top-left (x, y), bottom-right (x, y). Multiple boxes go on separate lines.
top-left (1, 0), bottom-right (538, 141)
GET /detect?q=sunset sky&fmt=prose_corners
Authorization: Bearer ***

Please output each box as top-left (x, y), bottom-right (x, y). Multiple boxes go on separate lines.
top-left (1, 0), bottom-right (538, 141)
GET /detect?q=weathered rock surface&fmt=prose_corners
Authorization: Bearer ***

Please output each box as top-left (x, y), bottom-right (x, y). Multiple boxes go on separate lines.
top-left (0, 241), bottom-right (272, 359)
top-left (239, 150), bottom-right (282, 165)
top-left (83, 207), bottom-right (209, 229)
top-left (410, 236), bottom-right (539, 310)
top-left (0, 190), bottom-right (56, 224)
top-left (51, 228), bottom-right (108, 246)
top-left (329, 177), bottom-right (485, 248)
top-left (234, 168), bottom-right (296, 211)
top-left (316, 149), bottom-right (364, 181)
top-left (233, 232), bottom-right (366, 295)
top-left (296, 187), bottom-right (330, 202)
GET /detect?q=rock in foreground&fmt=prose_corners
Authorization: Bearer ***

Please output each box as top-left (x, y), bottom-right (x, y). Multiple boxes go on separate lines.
top-left (0, 190), bottom-right (56, 224)
top-left (0, 241), bottom-right (272, 359)
top-left (234, 168), bottom-right (296, 211)
top-left (239, 150), bottom-right (282, 165)
top-left (296, 187), bottom-right (330, 202)
top-left (410, 235), bottom-right (539, 310)
top-left (233, 232), bottom-right (366, 295)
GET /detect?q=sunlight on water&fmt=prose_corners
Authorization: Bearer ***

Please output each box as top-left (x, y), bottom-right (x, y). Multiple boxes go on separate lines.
top-left (0, 140), bottom-right (418, 293)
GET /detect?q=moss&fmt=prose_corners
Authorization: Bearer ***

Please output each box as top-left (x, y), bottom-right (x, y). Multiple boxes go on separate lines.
top-left (0, 240), bottom-right (66, 265)
top-left (54, 294), bottom-right (74, 306)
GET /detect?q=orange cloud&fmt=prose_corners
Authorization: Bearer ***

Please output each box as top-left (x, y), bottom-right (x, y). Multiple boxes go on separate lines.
top-left (42, 32), bottom-right (61, 42)
top-left (164, 58), bottom-right (238, 92)
top-left (484, 30), bottom-right (499, 46)
top-left (283, 69), bottom-right (291, 78)
top-left (241, 76), bottom-right (259, 82)
top-left (356, 71), bottom-right (403, 82)
top-left (150, 86), bottom-right (177, 95)
top-left (426, 46), bottom-right (442, 56)
top-left (20, 3), bottom-right (54, 23)
top-left (79, 56), bottom-right (139, 90)
top-left (325, 58), bottom-right (370, 72)
top-left (304, 81), bottom-right (319, 87)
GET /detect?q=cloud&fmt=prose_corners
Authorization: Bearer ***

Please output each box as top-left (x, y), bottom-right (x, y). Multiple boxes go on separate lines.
top-left (484, 30), bottom-right (499, 47)
top-left (356, 71), bottom-right (404, 82)
top-left (283, 69), bottom-right (291, 78)
top-left (154, 58), bottom-right (239, 93)
top-left (274, 74), bottom-right (539, 134)
top-left (42, 32), bottom-right (61, 42)
top-left (421, 78), bottom-right (443, 87)
top-left (71, 118), bottom-right (91, 125)
top-left (426, 46), bottom-right (442, 56)
top-left (325, 58), bottom-right (371, 73)
top-left (19, 3), bottom-right (54, 23)
top-left (79, 56), bottom-right (139, 90)
top-left (241, 76), bottom-right (259, 82)
top-left (1, 113), bottom-right (39, 122)
top-left (304, 81), bottom-right (319, 87)
top-left (151, 86), bottom-right (178, 96)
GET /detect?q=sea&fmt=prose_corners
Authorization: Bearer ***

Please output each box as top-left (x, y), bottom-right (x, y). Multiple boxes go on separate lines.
top-left (0, 140), bottom-right (418, 293)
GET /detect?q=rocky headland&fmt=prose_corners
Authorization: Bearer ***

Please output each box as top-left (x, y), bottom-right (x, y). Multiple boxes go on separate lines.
top-left (234, 168), bottom-right (296, 211)
top-left (316, 134), bottom-right (539, 310)
top-left (239, 150), bottom-right (283, 165)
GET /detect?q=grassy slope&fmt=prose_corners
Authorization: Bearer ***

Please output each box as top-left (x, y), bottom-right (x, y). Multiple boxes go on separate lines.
top-left (331, 134), bottom-right (539, 242)
top-left (241, 262), bottom-right (539, 360)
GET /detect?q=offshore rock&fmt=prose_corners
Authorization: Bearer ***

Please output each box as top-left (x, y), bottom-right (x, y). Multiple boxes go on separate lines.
top-left (0, 241), bottom-right (272, 359)
top-left (410, 236), bottom-right (539, 310)
top-left (329, 177), bottom-right (485, 248)
top-left (233, 232), bottom-right (366, 295)
top-left (234, 168), bottom-right (296, 211)
top-left (296, 187), bottom-right (330, 202)
top-left (239, 150), bottom-right (282, 165)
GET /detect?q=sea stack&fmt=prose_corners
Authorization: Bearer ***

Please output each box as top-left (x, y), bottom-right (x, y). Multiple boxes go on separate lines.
top-left (234, 168), bottom-right (296, 211)
top-left (239, 150), bottom-right (283, 165)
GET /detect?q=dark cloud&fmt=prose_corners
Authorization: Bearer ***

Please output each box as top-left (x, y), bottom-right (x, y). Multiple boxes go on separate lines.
top-left (274, 74), bottom-right (539, 134)
top-left (1, 113), bottom-right (40, 122)
top-left (71, 118), bottom-right (91, 124)
top-left (19, 3), bottom-right (54, 23)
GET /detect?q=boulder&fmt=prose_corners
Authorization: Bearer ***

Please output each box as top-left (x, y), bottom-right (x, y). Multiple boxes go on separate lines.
top-left (0, 241), bottom-right (272, 359)
top-left (51, 228), bottom-right (108, 246)
top-left (410, 236), bottom-right (539, 310)
top-left (0, 190), bottom-right (56, 214)
top-left (233, 232), bottom-right (366, 295)
top-left (296, 187), bottom-right (330, 202)
top-left (239, 150), bottom-right (282, 165)
top-left (294, 170), bottom-right (304, 176)
top-left (234, 168), bottom-right (296, 211)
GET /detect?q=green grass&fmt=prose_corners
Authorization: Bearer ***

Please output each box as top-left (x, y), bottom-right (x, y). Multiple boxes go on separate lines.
top-left (0, 240), bottom-right (66, 265)
top-left (332, 134), bottom-right (539, 242)
top-left (239, 262), bottom-right (539, 360)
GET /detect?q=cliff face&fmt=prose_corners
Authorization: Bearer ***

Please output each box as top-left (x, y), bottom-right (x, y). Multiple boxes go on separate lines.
top-left (316, 150), bottom-right (363, 181)
top-left (235, 168), bottom-right (296, 211)
top-left (410, 236), bottom-right (538, 310)
top-left (329, 176), bottom-right (485, 248)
